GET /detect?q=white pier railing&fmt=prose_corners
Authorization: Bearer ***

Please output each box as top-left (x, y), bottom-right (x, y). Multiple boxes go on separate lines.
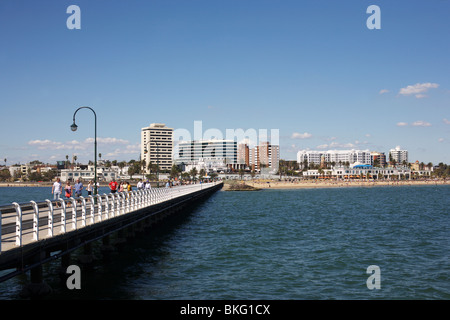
top-left (0, 182), bottom-right (220, 254)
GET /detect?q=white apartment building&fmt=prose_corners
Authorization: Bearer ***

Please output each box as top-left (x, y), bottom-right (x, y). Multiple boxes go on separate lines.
top-left (389, 146), bottom-right (408, 164)
top-left (297, 149), bottom-right (373, 166)
top-left (141, 123), bottom-right (173, 172)
top-left (176, 139), bottom-right (237, 164)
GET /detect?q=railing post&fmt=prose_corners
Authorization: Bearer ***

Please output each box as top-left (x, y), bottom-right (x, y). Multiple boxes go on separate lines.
top-left (69, 198), bottom-right (77, 230)
top-left (45, 200), bottom-right (54, 237)
top-left (121, 193), bottom-right (126, 215)
top-left (81, 197), bottom-right (87, 227)
top-left (60, 199), bottom-right (66, 234)
top-left (88, 195), bottom-right (94, 224)
top-left (114, 193), bottom-right (119, 216)
top-left (12, 202), bottom-right (22, 247)
top-left (111, 193), bottom-right (116, 217)
top-left (97, 194), bottom-right (103, 222)
top-left (30, 201), bottom-right (40, 241)
top-left (103, 194), bottom-right (109, 220)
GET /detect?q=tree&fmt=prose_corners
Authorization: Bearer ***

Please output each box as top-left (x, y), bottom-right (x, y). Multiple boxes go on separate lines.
top-left (0, 168), bottom-right (11, 182)
top-left (189, 167), bottom-right (198, 181)
top-left (170, 165), bottom-right (181, 180)
top-left (318, 168), bottom-right (324, 179)
top-left (210, 172), bottom-right (218, 180)
top-left (181, 172), bottom-right (190, 181)
top-left (238, 168), bottom-right (245, 180)
top-left (199, 168), bottom-right (206, 180)
top-left (118, 161), bottom-right (126, 174)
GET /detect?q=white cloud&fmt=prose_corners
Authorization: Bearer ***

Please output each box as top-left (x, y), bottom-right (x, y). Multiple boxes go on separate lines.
top-left (105, 144), bottom-right (140, 158)
top-left (291, 132), bottom-right (312, 139)
top-left (28, 137), bottom-right (131, 151)
top-left (411, 120), bottom-right (431, 127)
top-left (398, 82), bottom-right (439, 98)
top-left (396, 122), bottom-right (408, 127)
top-left (443, 118), bottom-right (450, 125)
top-left (438, 138), bottom-right (445, 143)
top-left (316, 142), bottom-right (356, 150)
top-left (379, 89), bottom-right (389, 95)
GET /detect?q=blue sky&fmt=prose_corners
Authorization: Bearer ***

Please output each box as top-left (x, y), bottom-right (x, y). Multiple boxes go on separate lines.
top-left (1, 0), bottom-right (449, 165)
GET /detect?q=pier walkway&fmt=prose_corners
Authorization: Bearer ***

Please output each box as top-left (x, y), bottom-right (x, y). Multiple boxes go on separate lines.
top-left (0, 181), bottom-right (222, 289)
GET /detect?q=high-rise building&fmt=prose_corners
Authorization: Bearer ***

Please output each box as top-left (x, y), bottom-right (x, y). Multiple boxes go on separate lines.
top-left (141, 123), bottom-right (173, 172)
top-left (389, 146), bottom-right (408, 164)
top-left (238, 143), bottom-right (250, 166)
top-left (250, 142), bottom-right (279, 172)
top-left (176, 139), bottom-right (237, 164)
top-left (371, 152), bottom-right (386, 167)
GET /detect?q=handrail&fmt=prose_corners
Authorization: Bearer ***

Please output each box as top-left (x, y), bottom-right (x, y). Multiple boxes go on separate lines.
top-left (0, 182), bottom-right (220, 254)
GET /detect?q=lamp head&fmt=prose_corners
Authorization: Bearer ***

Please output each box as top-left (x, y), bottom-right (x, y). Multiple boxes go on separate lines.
top-left (70, 122), bottom-right (78, 132)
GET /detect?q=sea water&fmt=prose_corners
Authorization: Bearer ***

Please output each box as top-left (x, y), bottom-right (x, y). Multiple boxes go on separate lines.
top-left (0, 185), bottom-right (449, 299)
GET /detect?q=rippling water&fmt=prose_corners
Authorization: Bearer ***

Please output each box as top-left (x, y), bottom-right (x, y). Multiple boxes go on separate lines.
top-left (1, 185), bottom-right (449, 299)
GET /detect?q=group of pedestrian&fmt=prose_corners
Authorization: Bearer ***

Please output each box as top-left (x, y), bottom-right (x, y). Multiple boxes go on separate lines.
top-left (136, 179), bottom-right (152, 190)
top-left (52, 177), bottom-right (164, 205)
top-left (52, 178), bottom-right (97, 206)
top-left (108, 178), bottom-right (134, 193)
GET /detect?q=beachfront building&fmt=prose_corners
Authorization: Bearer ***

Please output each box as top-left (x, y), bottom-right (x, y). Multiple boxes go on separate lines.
top-left (59, 165), bottom-right (118, 182)
top-left (248, 142), bottom-right (280, 173)
top-left (302, 164), bottom-right (413, 180)
top-left (141, 123), bottom-right (173, 173)
top-left (259, 142), bottom-right (280, 173)
top-left (297, 149), bottom-right (373, 167)
top-left (238, 143), bottom-right (250, 167)
top-left (389, 146), bottom-right (408, 164)
top-left (176, 139), bottom-right (237, 165)
top-left (371, 151), bottom-right (387, 167)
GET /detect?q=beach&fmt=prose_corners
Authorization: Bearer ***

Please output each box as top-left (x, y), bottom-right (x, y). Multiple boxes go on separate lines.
top-left (225, 179), bottom-right (448, 190)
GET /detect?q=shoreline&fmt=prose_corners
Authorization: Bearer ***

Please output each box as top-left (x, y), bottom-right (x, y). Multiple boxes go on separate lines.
top-left (250, 179), bottom-right (448, 190)
top-left (1, 179), bottom-right (447, 190)
top-left (222, 179), bottom-right (448, 190)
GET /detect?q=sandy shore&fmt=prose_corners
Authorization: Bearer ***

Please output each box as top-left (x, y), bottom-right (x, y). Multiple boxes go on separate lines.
top-left (240, 179), bottom-right (448, 190)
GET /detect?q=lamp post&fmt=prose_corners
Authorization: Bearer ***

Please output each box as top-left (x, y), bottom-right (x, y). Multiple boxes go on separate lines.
top-left (71, 106), bottom-right (98, 195)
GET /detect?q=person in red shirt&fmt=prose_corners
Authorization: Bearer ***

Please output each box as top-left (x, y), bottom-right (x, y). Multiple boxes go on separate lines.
top-left (109, 178), bottom-right (118, 193)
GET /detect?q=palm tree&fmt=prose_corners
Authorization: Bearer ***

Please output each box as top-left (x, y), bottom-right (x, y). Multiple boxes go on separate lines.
top-left (318, 168), bottom-right (324, 180)
top-left (189, 167), bottom-right (198, 181)
top-left (199, 168), bottom-right (206, 180)
top-left (238, 168), bottom-right (245, 180)
top-left (170, 164), bottom-right (181, 180)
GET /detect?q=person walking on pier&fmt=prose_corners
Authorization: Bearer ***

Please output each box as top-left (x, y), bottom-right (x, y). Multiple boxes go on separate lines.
top-left (52, 178), bottom-right (62, 207)
top-left (52, 178), bottom-right (62, 200)
top-left (64, 181), bottom-right (73, 207)
top-left (87, 180), bottom-right (93, 196)
top-left (109, 178), bottom-right (118, 193)
top-left (74, 179), bottom-right (83, 198)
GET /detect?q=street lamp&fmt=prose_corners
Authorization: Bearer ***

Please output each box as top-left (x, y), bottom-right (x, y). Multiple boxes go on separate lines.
top-left (71, 106), bottom-right (98, 195)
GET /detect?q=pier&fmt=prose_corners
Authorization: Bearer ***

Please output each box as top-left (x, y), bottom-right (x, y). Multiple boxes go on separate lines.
top-left (0, 181), bottom-right (222, 297)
